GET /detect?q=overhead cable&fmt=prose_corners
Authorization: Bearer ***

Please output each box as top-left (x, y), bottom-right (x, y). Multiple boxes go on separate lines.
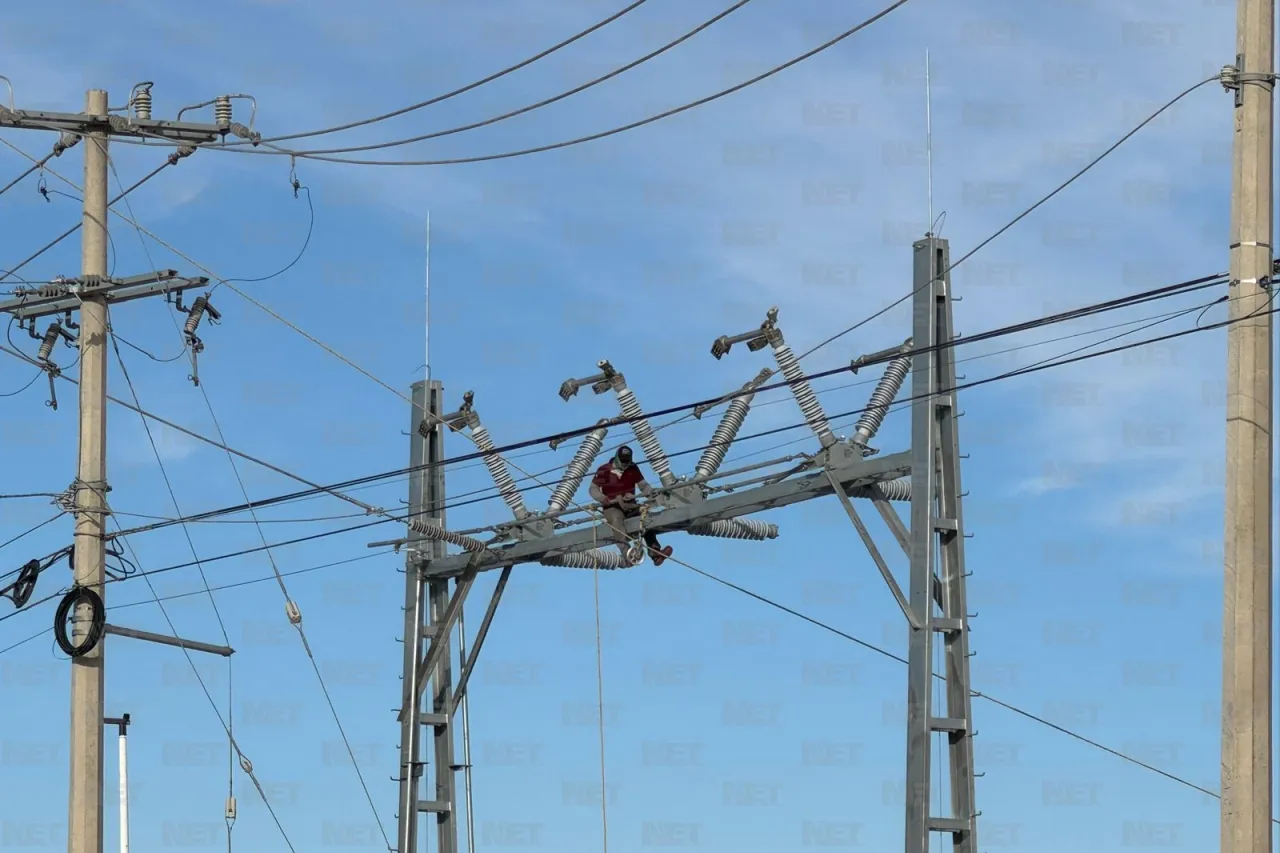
top-left (213, 0), bottom-right (653, 147)
top-left (213, 0), bottom-right (915, 166)
top-left (794, 73), bottom-right (1225, 362)
top-left (1, 286), bottom-right (1263, 616)
top-left (87, 272), bottom-right (1228, 540)
top-left (269, 0), bottom-right (755, 157)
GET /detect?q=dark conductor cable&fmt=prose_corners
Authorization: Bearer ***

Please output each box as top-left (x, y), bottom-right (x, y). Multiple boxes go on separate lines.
top-left (283, 0), bottom-right (756, 157)
top-left (52, 585), bottom-right (105, 657)
top-left (209, 0), bottom-right (654, 147)
top-left (8, 291), bottom-right (1259, 598)
top-left (97, 271), bottom-right (1228, 539)
top-left (218, 0), bottom-right (916, 166)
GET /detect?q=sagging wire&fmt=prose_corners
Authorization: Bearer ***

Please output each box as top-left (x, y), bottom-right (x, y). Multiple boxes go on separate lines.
top-left (209, 159), bottom-right (314, 297)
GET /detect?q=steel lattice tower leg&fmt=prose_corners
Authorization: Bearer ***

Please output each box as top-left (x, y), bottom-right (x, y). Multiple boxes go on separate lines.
top-left (398, 380), bottom-right (459, 853)
top-left (904, 236), bottom-right (978, 853)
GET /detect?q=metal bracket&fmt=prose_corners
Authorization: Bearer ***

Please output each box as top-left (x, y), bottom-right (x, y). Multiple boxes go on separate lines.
top-left (824, 467), bottom-right (920, 629)
top-left (103, 623), bottom-right (233, 657)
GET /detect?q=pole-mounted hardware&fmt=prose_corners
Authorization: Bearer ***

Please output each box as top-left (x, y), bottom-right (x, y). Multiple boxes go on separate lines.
top-left (711, 307), bottom-right (837, 448)
top-left (439, 391), bottom-right (528, 519)
top-left (558, 359), bottom-right (678, 488)
top-left (28, 317), bottom-right (76, 409)
top-left (171, 291), bottom-right (220, 386)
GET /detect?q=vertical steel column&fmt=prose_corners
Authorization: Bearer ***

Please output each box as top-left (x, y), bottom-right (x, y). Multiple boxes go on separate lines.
top-left (398, 380), bottom-right (458, 853)
top-left (904, 236), bottom-right (978, 853)
top-left (398, 381), bottom-right (434, 853)
top-left (426, 381), bottom-right (459, 853)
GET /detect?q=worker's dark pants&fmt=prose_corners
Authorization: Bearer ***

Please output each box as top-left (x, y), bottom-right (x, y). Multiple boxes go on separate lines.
top-left (602, 504), bottom-right (661, 559)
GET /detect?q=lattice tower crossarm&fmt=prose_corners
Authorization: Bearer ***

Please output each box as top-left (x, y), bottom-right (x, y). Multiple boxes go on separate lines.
top-left (417, 450), bottom-right (912, 578)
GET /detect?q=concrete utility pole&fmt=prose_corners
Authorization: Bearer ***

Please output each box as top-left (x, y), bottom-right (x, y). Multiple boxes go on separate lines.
top-left (68, 88), bottom-right (110, 853)
top-left (0, 86), bottom-right (252, 853)
top-left (1222, 0), bottom-right (1275, 846)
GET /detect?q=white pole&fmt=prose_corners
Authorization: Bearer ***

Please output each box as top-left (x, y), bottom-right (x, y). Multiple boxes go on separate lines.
top-left (117, 730), bottom-right (128, 853)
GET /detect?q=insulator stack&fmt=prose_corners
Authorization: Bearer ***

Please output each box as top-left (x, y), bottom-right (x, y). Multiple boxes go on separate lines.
top-left (407, 518), bottom-right (488, 554)
top-left (132, 86), bottom-right (152, 120)
top-left (541, 548), bottom-right (626, 570)
top-left (184, 297), bottom-right (210, 337)
top-left (549, 426), bottom-right (607, 512)
top-left (37, 324), bottom-right (60, 362)
top-left (848, 478), bottom-right (912, 501)
top-left (695, 396), bottom-right (752, 479)
top-left (469, 424), bottom-right (528, 518)
top-left (772, 343), bottom-right (835, 446)
top-left (686, 518), bottom-right (779, 540)
top-left (852, 347), bottom-right (911, 448)
top-left (214, 95), bottom-right (232, 127)
top-left (616, 388), bottom-right (676, 486)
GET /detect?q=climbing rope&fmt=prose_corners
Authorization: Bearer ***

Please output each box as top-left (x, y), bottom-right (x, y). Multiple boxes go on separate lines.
top-left (590, 522), bottom-right (610, 853)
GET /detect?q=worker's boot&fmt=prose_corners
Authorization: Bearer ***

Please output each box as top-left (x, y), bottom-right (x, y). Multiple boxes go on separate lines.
top-left (651, 545), bottom-right (673, 566)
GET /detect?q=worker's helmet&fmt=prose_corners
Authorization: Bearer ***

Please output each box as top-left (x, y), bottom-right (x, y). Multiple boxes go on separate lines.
top-left (616, 445), bottom-right (634, 465)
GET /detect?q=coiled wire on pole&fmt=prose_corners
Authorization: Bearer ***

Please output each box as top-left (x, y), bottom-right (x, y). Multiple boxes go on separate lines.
top-left (695, 397), bottom-right (752, 479)
top-left (616, 388), bottom-right (676, 486)
top-left (686, 518), bottom-right (778, 540)
top-left (772, 343), bottom-right (835, 446)
top-left (470, 424), bottom-right (528, 518)
top-left (549, 426), bottom-right (608, 512)
top-left (541, 548), bottom-right (627, 570)
top-left (852, 343), bottom-right (911, 449)
top-left (407, 519), bottom-right (488, 554)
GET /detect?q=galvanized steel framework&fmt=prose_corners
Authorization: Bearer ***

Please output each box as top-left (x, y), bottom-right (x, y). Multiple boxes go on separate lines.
top-left (393, 235), bottom-right (978, 853)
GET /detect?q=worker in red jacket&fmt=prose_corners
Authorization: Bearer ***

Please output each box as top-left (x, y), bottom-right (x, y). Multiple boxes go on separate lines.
top-left (588, 445), bottom-right (673, 566)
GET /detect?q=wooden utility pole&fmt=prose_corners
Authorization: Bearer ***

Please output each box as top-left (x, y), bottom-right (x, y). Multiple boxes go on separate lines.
top-left (67, 87), bottom-right (110, 853)
top-left (1222, 0), bottom-right (1274, 847)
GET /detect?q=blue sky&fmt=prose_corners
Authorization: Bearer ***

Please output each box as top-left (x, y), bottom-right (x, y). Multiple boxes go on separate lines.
top-left (0, 0), bottom-right (1272, 851)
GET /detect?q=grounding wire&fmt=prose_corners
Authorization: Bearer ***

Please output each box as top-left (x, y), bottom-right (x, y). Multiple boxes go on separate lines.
top-left (793, 73), bottom-right (1225, 362)
top-left (1, 286), bottom-right (1261, 611)
top-left (280, 0), bottom-right (755, 157)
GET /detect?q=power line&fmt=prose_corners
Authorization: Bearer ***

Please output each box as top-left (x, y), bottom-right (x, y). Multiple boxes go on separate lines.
top-left (108, 288), bottom-right (1240, 528)
top-left (276, 0), bottom-right (755, 157)
top-left (3, 287), bottom-right (1262, 615)
top-left (212, 0), bottom-right (653, 147)
top-left (0, 133), bottom-right (78, 199)
top-left (676, 561), bottom-right (1256, 814)
top-left (0, 552), bottom-right (384, 656)
top-left (794, 73), bottom-right (1224, 362)
top-left (225, 0), bottom-right (914, 166)
top-left (92, 273), bottom-right (1228, 539)
top-left (0, 150), bottom-right (190, 283)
